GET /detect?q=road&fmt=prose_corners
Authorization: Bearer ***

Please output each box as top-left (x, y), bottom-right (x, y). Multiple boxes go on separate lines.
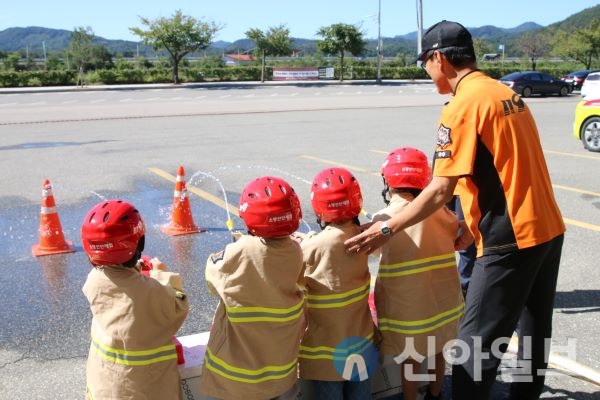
top-left (0, 82), bottom-right (598, 399)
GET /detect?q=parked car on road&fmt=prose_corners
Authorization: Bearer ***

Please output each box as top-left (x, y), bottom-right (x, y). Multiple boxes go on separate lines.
top-left (561, 70), bottom-right (598, 91)
top-left (499, 71), bottom-right (571, 97)
top-left (580, 72), bottom-right (600, 99)
top-left (573, 98), bottom-right (600, 152)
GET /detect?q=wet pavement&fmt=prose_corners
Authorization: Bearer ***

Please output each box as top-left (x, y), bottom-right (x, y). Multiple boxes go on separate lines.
top-left (0, 175), bottom-right (267, 399)
top-left (2, 173), bottom-right (599, 400)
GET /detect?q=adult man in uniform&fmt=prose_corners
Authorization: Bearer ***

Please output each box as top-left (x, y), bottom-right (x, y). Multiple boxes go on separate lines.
top-left (345, 20), bottom-right (565, 399)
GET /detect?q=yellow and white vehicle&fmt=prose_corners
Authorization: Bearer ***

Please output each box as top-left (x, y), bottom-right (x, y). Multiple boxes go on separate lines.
top-left (573, 98), bottom-right (600, 152)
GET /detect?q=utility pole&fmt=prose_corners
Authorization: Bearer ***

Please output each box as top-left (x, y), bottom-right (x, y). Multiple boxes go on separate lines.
top-left (376, 0), bottom-right (382, 83)
top-left (42, 41), bottom-right (47, 69)
top-left (416, 0), bottom-right (423, 59)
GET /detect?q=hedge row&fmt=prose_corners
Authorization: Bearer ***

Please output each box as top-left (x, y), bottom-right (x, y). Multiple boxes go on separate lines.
top-left (0, 70), bottom-right (78, 87)
top-left (0, 65), bottom-right (575, 87)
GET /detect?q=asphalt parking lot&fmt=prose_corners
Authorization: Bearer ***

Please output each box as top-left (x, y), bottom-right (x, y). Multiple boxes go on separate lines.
top-left (0, 81), bottom-right (599, 399)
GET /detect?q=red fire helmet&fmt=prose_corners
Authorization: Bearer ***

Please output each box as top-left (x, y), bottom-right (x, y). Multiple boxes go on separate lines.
top-left (239, 176), bottom-right (302, 238)
top-left (310, 167), bottom-right (362, 223)
top-left (381, 147), bottom-right (432, 190)
top-left (81, 200), bottom-right (145, 266)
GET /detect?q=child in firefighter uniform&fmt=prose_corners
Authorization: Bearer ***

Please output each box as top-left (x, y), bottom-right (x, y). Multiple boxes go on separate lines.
top-left (298, 167), bottom-right (376, 399)
top-left (81, 200), bottom-right (189, 400)
top-left (372, 148), bottom-right (464, 400)
top-left (201, 176), bottom-right (306, 400)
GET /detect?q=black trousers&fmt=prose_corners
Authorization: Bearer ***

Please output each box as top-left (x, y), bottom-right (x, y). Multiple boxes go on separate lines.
top-left (452, 234), bottom-right (564, 400)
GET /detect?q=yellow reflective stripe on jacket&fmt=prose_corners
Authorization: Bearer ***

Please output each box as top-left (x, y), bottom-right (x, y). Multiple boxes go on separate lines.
top-left (204, 347), bottom-right (297, 383)
top-left (306, 281), bottom-right (370, 309)
top-left (226, 299), bottom-right (304, 323)
top-left (378, 303), bottom-right (465, 334)
top-left (299, 332), bottom-right (374, 361)
top-left (91, 336), bottom-right (177, 366)
top-left (378, 253), bottom-right (456, 278)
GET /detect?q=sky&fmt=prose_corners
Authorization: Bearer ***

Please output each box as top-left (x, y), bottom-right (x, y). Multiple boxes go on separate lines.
top-left (0, 0), bottom-right (598, 43)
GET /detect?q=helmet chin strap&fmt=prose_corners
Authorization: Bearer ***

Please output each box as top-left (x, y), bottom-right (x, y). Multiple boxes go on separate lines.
top-left (125, 237), bottom-right (145, 268)
top-left (381, 176), bottom-right (391, 205)
top-left (316, 218), bottom-right (328, 231)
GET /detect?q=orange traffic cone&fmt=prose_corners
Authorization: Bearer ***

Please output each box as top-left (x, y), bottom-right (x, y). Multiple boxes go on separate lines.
top-left (161, 165), bottom-right (202, 236)
top-left (32, 179), bottom-right (75, 256)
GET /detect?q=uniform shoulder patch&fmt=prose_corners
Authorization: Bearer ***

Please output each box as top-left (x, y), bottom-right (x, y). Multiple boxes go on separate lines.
top-left (210, 250), bottom-right (225, 264)
top-left (436, 124), bottom-right (452, 149)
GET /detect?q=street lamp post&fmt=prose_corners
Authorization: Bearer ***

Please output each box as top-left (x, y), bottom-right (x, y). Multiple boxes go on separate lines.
top-left (376, 0), bottom-right (382, 83)
top-left (42, 41), bottom-right (47, 69)
top-left (416, 0), bottom-right (423, 58)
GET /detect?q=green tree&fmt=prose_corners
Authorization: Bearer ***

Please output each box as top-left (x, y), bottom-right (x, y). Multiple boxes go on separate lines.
top-left (69, 26), bottom-right (94, 85)
top-left (89, 46), bottom-right (114, 70)
top-left (46, 53), bottom-right (63, 71)
top-left (245, 25), bottom-right (292, 82)
top-left (551, 19), bottom-right (600, 69)
top-left (473, 38), bottom-right (494, 61)
top-left (130, 10), bottom-right (220, 84)
top-left (316, 23), bottom-right (366, 81)
top-left (3, 52), bottom-right (21, 71)
top-left (517, 31), bottom-right (550, 71)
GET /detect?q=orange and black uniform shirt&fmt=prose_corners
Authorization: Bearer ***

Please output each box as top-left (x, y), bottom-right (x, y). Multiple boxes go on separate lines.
top-left (432, 71), bottom-right (565, 257)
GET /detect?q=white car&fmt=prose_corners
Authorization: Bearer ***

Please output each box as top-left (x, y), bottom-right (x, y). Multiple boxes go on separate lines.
top-left (581, 72), bottom-right (600, 98)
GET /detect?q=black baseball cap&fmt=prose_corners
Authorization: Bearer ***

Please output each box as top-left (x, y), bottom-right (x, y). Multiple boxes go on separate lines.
top-left (415, 20), bottom-right (473, 62)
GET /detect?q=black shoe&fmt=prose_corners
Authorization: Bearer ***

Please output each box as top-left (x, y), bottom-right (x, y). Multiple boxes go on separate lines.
top-left (424, 391), bottom-right (440, 400)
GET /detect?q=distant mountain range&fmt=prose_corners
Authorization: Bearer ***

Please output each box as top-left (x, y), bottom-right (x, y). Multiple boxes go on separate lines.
top-left (0, 5), bottom-right (598, 57)
top-left (0, 23), bottom-right (544, 58)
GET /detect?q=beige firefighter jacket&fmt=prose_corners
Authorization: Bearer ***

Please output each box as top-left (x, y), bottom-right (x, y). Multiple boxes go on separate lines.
top-left (83, 265), bottom-right (189, 400)
top-left (200, 234), bottom-right (306, 400)
top-left (298, 221), bottom-right (375, 381)
top-left (373, 195), bottom-right (464, 358)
